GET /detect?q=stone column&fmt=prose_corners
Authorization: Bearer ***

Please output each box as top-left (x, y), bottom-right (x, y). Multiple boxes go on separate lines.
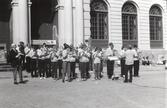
top-left (11, 0), bottom-right (20, 44)
top-left (64, 0), bottom-right (73, 45)
top-left (75, 0), bottom-right (84, 46)
top-left (19, 0), bottom-right (28, 45)
top-left (58, 0), bottom-right (65, 46)
top-left (28, 0), bottom-right (32, 45)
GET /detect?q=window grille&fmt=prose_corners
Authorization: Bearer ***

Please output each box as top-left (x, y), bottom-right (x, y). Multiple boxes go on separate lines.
top-left (122, 3), bottom-right (138, 46)
top-left (149, 6), bottom-right (163, 48)
top-left (90, 0), bottom-right (108, 40)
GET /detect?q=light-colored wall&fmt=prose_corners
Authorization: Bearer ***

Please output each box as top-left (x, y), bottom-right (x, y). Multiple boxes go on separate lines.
top-left (83, 0), bottom-right (91, 41)
top-left (81, 0), bottom-right (167, 51)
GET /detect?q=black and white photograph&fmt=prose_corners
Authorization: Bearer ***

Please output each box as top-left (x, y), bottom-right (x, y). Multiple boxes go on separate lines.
top-left (0, 0), bottom-right (167, 108)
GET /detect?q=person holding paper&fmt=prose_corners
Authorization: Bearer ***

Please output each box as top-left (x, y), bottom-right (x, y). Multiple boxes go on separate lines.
top-left (105, 42), bottom-right (115, 79)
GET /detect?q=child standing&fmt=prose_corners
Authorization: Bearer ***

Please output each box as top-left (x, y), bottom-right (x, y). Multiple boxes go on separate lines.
top-left (93, 47), bottom-right (103, 80)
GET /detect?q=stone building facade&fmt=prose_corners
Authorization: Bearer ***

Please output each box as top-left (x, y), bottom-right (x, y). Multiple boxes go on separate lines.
top-left (0, 0), bottom-right (167, 56)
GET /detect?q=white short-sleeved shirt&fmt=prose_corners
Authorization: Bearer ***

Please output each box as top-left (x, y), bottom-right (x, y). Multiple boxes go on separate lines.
top-left (124, 49), bottom-right (137, 65)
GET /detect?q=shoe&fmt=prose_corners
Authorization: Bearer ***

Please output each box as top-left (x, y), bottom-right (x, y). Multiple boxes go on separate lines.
top-left (19, 81), bottom-right (24, 84)
top-left (108, 76), bottom-right (111, 79)
top-left (129, 80), bottom-right (132, 83)
top-left (14, 82), bottom-right (18, 85)
top-left (62, 79), bottom-right (65, 83)
top-left (40, 77), bottom-right (42, 80)
top-left (124, 80), bottom-right (128, 83)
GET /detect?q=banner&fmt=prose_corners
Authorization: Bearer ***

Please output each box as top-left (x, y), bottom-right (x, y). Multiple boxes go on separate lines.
top-left (32, 40), bottom-right (57, 45)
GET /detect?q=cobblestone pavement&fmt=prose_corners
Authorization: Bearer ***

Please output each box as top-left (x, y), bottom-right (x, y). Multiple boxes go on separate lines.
top-left (0, 65), bottom-right (166, 108)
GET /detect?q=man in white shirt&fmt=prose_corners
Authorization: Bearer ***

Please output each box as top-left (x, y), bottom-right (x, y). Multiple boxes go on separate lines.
top-left (124, 45), bottom-right (137, 83)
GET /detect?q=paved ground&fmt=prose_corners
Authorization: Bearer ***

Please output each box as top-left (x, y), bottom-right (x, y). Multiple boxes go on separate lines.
top-left (0, 65), bottom-right (166, 108)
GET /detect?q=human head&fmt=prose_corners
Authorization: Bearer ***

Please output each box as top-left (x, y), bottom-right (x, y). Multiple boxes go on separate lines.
top-left (11, 43), bottom-right (16, 49)
top-left (42, 43), bottom-right (46, 47)
top-left (133, 45), bottom-right (138, 48)
top-left (128, 44), bottom-right (132, 50)
top-left (109, 42), bottom-right (114, 49)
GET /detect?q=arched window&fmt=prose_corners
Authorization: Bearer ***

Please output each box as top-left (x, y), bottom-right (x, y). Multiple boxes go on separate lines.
top-left (90, 0), bottom-right (108, 47)
top-left (122, 2), bottom-right (138, 46)
top-left (149, 5), bottom-right (163, 48)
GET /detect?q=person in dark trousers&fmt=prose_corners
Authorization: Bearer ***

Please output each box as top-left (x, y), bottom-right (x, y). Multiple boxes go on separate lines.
top-left (30, 48), bottom-right (38, 77)
top-left (37, 43), bottom-right (47, 79)
top-left (79, 44), bottom-right (90, 81)
top-left (24, 44), bottom-right (31, 73)
top-left (17, 42), bottom-right (26, 71)
top-left (120, 46), bottom-right (127, 77)
top-left (57, 48), bottom-right (63, 79)
top-left (9, 44), bottom-right (23, 84)
top-left (69, 47), bottom-right (77, 80)
top-left (93, 47), bottom-right (103, 80)
top-left (16, 42), bottom-right (25, 83)
top-left (133, 45), bottom-right (141, 77)
top-left (124, 45), bottom-right (137, 83)
top-left (105, 42), bottom-right (115, 79)
top-left (50, 47), bottom-right (58, 80)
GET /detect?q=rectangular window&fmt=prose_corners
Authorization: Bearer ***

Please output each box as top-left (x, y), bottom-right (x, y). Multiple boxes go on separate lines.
top-left (90, 12), bottom-right (108, 40)
top-left (149, 16), bottom-right (163, 48)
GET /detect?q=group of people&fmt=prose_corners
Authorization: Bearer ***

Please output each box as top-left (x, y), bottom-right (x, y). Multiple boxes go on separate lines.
top-left (9, 41), bottom-right (141, 84)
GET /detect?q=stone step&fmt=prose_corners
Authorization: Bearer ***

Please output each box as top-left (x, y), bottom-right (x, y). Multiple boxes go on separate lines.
top-left (0, 64), bottom-right (13, 72)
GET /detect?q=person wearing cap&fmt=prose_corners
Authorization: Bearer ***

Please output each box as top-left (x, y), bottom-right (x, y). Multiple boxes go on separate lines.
top-left (124, 45), bottom-right (137, 83)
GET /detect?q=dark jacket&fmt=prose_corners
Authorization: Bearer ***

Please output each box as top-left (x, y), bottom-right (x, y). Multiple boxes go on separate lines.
top-left (9, 49), bottom-right (19, 67)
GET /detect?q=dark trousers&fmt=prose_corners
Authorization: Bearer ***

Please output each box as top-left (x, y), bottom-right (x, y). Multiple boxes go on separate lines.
top-left (107, 60), bottom-right (114, 78)
top-left (13, 66), bottom-right (23, 83)
top-left (25, 56), bottom-right (31, 72)
top-left (46, 59), bottom-right (51, 77)
top-left (94, 63), bottom-right (101, 79)
top-left (134, 60), bottom-right (140, 76)
top-left (80, 62), bottom-right (88, 79)
top-left (89, 57), bottom-right (93, 71)
top-left (58, 60), bottom-right (62, 78)
top-left (51, 62), bottom-right (58, 79)
top-left (124, 65), bottom-right (133, 82)
top-left (86, 62), bottom-right (90, 78)
top-left (70, 62), bottom-right (76, 79)
top-left (30, 58), bottom-right (38, 77)
top-left (62, 61), bottom-right (71, 82)
top-left (121, 59), bottom-right (125, 76)
top-left (38, 59), bottom-right (46, 77)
